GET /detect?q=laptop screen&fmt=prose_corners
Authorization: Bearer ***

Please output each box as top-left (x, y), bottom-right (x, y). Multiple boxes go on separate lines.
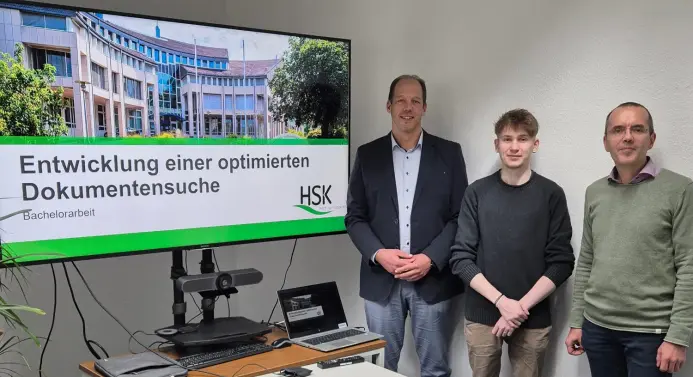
top-left (277, 281), bottom-right (349, 339)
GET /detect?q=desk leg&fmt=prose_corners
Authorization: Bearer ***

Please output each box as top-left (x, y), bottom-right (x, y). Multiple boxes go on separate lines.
top-left (355, 347), bottom-right (384, 368)
top-left (369, 348), bottom-right (384, 367)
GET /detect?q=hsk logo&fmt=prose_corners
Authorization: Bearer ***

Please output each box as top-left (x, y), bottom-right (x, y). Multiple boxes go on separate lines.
top-left (294, 185), bottom-right (342, 216)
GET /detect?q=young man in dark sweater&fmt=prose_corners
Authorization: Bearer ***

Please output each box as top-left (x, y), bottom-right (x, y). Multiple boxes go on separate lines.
top-left (450, 109), bottom-right (575, 377)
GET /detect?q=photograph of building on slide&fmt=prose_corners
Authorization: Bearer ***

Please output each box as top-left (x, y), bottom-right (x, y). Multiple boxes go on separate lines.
top-left (0, 1), bottom-right (350, 140)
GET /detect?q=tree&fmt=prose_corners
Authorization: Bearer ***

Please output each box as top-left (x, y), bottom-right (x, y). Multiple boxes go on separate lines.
top-left (0, 43), bottom-right (69, 137)
top-left (269, 37), bottom-right (349, 138)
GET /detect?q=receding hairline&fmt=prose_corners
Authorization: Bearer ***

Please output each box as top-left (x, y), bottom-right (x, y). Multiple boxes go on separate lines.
top-left (388, 74), bottom-right (427, 104)
top-left (604, 102), bottom-right (654, 134)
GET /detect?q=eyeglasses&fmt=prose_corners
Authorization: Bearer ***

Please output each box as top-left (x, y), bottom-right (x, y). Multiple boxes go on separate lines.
top-left (606, 125), bottom-right (650, 137)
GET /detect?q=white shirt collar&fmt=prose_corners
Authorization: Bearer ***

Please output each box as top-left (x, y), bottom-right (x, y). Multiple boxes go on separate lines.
top-left (391, 130), bottom-right (423, 151)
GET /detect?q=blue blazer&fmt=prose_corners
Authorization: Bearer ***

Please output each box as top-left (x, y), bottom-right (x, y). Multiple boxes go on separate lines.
top-left (345, 130), bottom-right (469, 304)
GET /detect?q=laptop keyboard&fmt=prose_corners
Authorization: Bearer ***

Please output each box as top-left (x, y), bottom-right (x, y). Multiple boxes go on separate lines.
top-left (303, 329), bottom-right (365, 345)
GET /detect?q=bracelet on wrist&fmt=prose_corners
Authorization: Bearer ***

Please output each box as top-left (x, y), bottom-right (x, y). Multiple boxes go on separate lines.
top-left (493, 293), bottom-right (504, 306)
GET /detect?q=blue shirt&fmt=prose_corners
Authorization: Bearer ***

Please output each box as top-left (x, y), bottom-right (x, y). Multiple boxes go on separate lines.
top-left (372, 132), bottom-right (423, 262)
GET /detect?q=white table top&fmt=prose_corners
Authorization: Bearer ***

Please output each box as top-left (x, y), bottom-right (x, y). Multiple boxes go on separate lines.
top-left (259, 361), bottom-right (405, 376)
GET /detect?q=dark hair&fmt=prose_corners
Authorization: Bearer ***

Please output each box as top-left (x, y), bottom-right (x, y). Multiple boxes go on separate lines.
top-left (604, 102), bottom-right (654, 135)
top-left (494, 108), bottom-right (539, 137)
top-left (388, 74), bottom-right (427, 105)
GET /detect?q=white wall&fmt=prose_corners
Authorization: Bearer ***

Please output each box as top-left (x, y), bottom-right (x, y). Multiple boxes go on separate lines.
top-left (414, 1), bottom-right (693, 376)
top-left (6, 1), bottom-right (693, 377)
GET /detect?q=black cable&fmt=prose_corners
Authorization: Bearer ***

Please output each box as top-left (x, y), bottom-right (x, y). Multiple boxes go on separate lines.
top-left (69, 261), bottom-right (259, 377)
top-left (127, 330), bottom-right (158, 354)
top-left (266, 238), bottom-right (298, 323)
top-left (186, 311), bottom-right (202, 324)
top-left (38, 264), bottom-right (56, 377)
top-left (61, 262), bottom-right (109, 359)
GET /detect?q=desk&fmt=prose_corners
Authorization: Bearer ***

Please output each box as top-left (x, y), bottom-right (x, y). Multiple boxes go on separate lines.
top-left (78, 328), bottom-right (385, 377)
top-left (258, 361), bottom-right (404, 377)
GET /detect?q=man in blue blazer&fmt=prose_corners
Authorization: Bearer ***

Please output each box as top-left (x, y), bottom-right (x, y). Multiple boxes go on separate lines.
top-left (345, 75), bottom-right (469, 377)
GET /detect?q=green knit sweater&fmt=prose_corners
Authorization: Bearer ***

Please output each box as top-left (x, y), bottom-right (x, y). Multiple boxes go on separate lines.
top-left (568, 169), bottom-right (693, 346)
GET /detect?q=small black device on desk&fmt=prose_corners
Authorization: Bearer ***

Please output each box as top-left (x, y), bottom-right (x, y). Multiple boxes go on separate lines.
top-left (280, 366), bottom-right (312, 376)
top-left (317, 355), bottom-right (365, 369)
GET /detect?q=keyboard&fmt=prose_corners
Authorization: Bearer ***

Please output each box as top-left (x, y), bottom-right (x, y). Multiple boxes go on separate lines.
top-left (176, 342), bottom-right (273, 369)
top-left (303, 329), bottom-right (364, 345)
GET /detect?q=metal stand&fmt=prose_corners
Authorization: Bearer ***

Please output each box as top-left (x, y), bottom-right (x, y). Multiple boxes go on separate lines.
top-left (171, 248), bottom-right (238, 326)
top-left (171, 250), bottom-right (187, 327)
top-left (160, 249), bottom-right (270, 350)
top-left (199, 248), bottom-right (217, 324)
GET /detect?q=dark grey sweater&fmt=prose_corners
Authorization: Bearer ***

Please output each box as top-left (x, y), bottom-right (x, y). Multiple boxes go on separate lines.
top-left (450, 170), bottom-right (575, 329)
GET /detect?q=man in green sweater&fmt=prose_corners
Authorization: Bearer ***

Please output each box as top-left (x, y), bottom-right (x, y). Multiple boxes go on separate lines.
top-left (565, 102), bottom-right (693, 376)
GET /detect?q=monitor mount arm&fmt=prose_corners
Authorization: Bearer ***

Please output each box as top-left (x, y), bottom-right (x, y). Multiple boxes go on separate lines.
top-left (170, 249), bottom-right (263, 327)
top-left (171, 249), bottom-right (187, 327)
top-left (171, 248), bottom-right (226, 326)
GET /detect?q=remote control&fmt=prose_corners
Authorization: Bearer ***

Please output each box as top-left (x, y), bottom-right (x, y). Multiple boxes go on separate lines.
top-left (317, 355), bottom-right (365, 369)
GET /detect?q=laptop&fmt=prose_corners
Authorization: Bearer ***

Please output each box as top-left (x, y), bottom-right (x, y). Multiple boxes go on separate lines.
top-left (277, 281), bottom-right (383, 352)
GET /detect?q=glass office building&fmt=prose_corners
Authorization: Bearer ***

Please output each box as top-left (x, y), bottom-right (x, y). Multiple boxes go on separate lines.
top-left (0, 2), bottom-right (286, 138)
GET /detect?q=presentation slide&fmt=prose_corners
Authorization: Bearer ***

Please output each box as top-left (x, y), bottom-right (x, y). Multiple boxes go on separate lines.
top-left (283, 294), bottom-right (324, 323)
top-left (0, 1), bottom-right (350, 265)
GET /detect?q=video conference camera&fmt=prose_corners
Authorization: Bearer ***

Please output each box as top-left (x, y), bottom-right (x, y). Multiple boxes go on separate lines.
top-left (175, 268), bottom-right (263, 296)
top-left (158, 266), bottom-right (270, 347)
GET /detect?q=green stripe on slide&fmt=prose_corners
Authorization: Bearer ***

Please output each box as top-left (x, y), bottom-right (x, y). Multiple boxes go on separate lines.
top-left (2, 216), bottom-right (346, 263)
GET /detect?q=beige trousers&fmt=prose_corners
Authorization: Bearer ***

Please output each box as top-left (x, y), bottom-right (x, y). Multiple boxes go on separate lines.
top-left (464, 320), bottom-right (551, 377)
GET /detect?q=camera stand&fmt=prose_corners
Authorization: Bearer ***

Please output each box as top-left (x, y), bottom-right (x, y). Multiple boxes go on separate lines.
top-left (156, 248), bottom-right (271, 351)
